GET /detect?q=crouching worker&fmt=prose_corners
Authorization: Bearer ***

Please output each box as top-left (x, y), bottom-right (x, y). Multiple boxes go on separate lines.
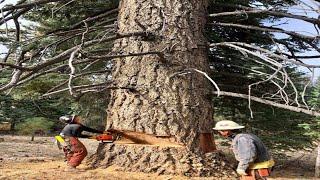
top-left (56, 115), bottom-right (104, 171)
top-left (213, 120), bottom-right (275, 180)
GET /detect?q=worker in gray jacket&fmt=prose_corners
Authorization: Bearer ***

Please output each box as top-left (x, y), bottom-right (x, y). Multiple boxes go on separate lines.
top-left (213, 120), bottom-right (274, 180)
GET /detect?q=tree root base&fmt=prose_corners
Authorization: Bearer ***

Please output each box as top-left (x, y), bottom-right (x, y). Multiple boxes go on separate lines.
top-left (87, 143), bottom-right (238, 178)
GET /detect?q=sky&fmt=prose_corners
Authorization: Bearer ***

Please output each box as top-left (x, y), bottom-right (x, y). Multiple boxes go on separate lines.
top-left (274, 0), bottom-right (320, 81)
top-left (0, 0), bottom-right (32, 58)
top-left (0, 0), bottom-right (320, 81)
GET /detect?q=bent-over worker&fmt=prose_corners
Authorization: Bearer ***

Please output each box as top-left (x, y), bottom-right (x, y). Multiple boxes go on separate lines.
top-left (213, 120), bottom-right (274, 180)
top-left (58, 115), bottom-right (104, 170)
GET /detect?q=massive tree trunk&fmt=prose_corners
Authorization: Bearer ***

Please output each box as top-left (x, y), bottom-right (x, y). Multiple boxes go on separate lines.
top-left (90, 0), bottom-right (236, 178)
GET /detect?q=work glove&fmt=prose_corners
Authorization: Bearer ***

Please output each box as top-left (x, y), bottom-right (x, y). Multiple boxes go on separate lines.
top-left (236, 168), bottom-right (248, 176)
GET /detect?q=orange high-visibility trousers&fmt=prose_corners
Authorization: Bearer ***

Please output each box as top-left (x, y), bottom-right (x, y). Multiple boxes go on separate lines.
top-left (66, 137), bottom-right (88, 167)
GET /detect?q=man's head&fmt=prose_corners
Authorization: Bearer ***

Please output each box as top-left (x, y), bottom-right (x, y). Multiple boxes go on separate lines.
top-left (59, 115), bottom-right (77, 124)
top-left (213, 120), bottom-right (244, 138)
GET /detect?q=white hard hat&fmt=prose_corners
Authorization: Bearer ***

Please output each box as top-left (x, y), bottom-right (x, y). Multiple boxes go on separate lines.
top-left (59, 115), bottom-right (75, 124)
top-left (213, 120), bottom-right (245, 130)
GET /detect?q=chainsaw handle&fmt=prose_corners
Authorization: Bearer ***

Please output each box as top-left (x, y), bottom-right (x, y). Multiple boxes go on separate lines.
top-left (103, 131), bottom-right (113, 135)
top-left (106, 129), bottom-right (119, 134)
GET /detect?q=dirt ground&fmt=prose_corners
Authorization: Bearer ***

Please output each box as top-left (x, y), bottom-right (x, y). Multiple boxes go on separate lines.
top-left (0, 135), bottom-right (318, 180)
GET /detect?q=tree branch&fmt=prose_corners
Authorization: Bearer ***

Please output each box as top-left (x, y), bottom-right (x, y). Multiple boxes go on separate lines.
top-left (42, 82), bottom-right (108, 97)
top-left (0, 62), bottom-right (31, 71)
top-left (211, 42), bottom-right (320, 68)
top-left (210, 22), bottom-right (319, 40)
top-left (209, 8), bottom-right (320, 26)
top-left (0, 70), bottom-right (22, 91)
top-left (29, 31), bottom-right (156, 72)
top-left (46, 8), bottom-right (118, 35)
top-left (87, 51), bottom-right (163, 60)
top-left (0, 8), bottom-right (31, 26)
top-left (213, 91), bottom-right (320, 117)
top-left (1, 0), bottom-right (69, 12)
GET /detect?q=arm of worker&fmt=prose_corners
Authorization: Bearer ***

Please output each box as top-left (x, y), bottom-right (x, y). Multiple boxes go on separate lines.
top-left (235, 136), bottom-right (257, 173)
top-left (75, 127), bottom-right (103, 138)
top-left (81, 125), bottom-right (104, 134)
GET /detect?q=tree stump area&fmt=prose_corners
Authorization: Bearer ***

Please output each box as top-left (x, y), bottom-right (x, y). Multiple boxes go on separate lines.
top-left (88, 143), bottom-right (237, 178)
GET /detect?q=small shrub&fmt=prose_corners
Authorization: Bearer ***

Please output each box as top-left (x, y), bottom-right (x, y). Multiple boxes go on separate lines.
top-left (16, 117), bottom-right (54, 135)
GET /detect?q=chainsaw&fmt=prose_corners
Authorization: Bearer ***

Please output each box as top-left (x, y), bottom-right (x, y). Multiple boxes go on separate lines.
top-left (88, 133), bottom-right (115, 143)
top-left (89, 130), bottom-right (146, 144)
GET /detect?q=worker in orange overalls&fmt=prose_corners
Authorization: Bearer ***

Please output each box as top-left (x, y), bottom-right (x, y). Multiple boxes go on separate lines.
top-left (213, 120), bottom-right (275, 180)
top-left (57, 115), bottom-right (104, 171)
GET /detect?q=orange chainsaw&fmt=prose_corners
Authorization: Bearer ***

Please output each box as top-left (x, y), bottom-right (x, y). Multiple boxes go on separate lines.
top-left (89, 129), bottom-right (142, 143)
top-left (89, 133), bottom-right (115, 143)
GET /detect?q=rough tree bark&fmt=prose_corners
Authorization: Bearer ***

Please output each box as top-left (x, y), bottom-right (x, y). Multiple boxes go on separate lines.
top-left (90, 0), bottom-right (236, 178)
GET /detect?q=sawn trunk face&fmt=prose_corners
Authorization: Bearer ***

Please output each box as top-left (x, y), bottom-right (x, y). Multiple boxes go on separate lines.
top-left (107, 0), bottom-right (213, 150)
top-left (90, 0), bottom-right (236, 177)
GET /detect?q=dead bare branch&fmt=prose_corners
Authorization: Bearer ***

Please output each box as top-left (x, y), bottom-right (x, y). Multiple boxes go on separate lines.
top-left (210, 42), bottom-right (315, 113)
top-left (213, 91), bottom-right (320, 117)
top-left (210, 22), bottom-right (319, 40)
top-left (212, 42), bottom-right (320, 68)
top-left (0, 62), bottom-right (31, 71)
top-left (42, 82), bottom-right (108, 97)
top-left (46, 8), bottom-right (118, 35)
top-left (67, 48), bottom-right (79, 96)
top-left (0, 7), bottom-right (31, 26)
top-left (0, 70), bottom-right (22, 91)
top-left (45, 69), bottom-right (110, 94)
top-left (188, 68), bottom-right (221, 96)
top-left (29, 31), bottom-right (156, 72)
top-left (87, 51), bottom-right (163, 60)
top-left (208, 7), bottom-right (320, 26)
